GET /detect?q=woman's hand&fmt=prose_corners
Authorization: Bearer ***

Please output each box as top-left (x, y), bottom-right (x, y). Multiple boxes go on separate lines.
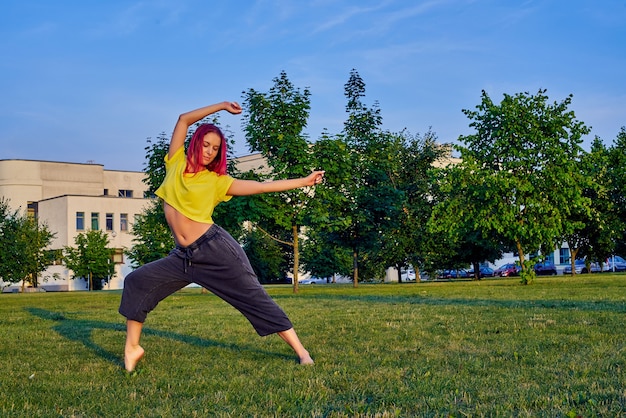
top-left (224, 101), bottom-right (242, 114)
top-left (304, 170), bottom-right (325, 186)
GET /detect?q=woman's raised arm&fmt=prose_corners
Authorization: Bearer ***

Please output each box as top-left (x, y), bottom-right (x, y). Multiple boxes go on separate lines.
top-left (168, 101), bottom-right (241, 158)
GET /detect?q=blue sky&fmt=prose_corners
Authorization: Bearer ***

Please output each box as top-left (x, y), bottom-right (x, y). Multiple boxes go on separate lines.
top-left (1, 0), bottom-right (625, 171)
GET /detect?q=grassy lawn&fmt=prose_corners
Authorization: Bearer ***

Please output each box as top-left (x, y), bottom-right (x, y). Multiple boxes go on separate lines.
top-left (1, 275), bottom-right (625, 417)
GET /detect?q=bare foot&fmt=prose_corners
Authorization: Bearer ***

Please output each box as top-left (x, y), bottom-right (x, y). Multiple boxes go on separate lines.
top-left (299, 351), bottom-right (314, 365)
top-left (124, 345), bottom-right (145, 372)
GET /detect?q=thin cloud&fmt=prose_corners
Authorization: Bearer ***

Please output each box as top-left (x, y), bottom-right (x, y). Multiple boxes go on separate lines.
top-left (311, 1), bottom-right (392, 34)
top-left (89, 1), bottom-right (186, 38)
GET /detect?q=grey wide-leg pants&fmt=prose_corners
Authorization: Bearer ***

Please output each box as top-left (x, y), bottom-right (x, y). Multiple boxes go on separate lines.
top-left (119, 225), bottom-right (293, 336)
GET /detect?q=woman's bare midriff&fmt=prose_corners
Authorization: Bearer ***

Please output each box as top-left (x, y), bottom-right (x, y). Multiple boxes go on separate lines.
top-left (163, 202), bottom-right (213, 247)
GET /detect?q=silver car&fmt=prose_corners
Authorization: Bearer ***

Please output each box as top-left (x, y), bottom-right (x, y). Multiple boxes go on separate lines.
top-left (602, 255), bottom-right (626, 272)
top-left (563, 259), bottom-right (600, 274)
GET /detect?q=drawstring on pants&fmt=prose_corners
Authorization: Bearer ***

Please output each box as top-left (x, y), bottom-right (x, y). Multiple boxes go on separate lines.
top-left (182, 247), bottom-right (193, 273)
top-left (176, 227), bottom-right (214, 274)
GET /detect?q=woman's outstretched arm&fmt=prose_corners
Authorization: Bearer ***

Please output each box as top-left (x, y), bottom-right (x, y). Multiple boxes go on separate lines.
top-left (227, 171), bottom-right (325, 197)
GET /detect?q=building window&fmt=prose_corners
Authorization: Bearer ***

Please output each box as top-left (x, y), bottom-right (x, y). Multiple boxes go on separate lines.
top-left (76, 212), bottom-right (85, 230)
top-left (91, 212), bottom-right (99, 230)
top-left (27, 201), bottom-right (37, 219)
top-left (118, 189), bottom-right (133, 198)
top-left (559, 248), bottom-right (570, 264)
top-left (111, 248), bottom-right (124, 264)
top-left (45, 249), bottom-right (64, 266)
top-left (120, 213), bottom-right (128, 232)
top-left (106, 213), bottom-right (114, 231)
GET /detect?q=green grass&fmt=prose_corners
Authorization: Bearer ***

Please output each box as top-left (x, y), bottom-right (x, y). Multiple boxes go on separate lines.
top-left (1, 275), bottom-right (625, 417)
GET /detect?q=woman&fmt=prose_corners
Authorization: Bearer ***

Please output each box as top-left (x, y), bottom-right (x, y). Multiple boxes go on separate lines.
top-left (119, 101), bottom-right (323, 372)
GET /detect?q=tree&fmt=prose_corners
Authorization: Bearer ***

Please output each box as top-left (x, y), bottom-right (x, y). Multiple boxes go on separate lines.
top-left (302, 133), bottom-right (356, 282)
top-left (126, 132), bottom-right (174, 267)
top-left (383, 129), bottom-right (451, 281)
top-left (428, 157), bottom-right (507, 280)
top-left (432, 89), bottom-right (590, 284)
top-left (0, 198), bottom-right (56, 290)
top-left (560, 138), bottom-right (611, 274)
top-left (606, 127), bottom-right (626, 256)
top-left (126, 200), bottom-right (174, 268)
top-left (326, 69), bottom-right (385, 285)
top-left (64, 230), bottom-right (115, 290)
top-left (241, 71), bottom-right (320, 292)
top-left (313, 70), bottom-right (444, 284)
top-left (242, 228), bottom-right (288, 284)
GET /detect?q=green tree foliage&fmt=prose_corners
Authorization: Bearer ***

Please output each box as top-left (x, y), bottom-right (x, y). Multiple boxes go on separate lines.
top-left (560, 137), bottom-right (614, 275)
top-left (327, 69), bottom-right (385, 285)
top-left (382, 129), bottom-right (451, 281)
top-left (126, 132), bottom-right (172, 266)
top-left (242, 228), bottom-right (288, 284)
top-left (142, 132), bottom-right (170, 195)
top-left (126, 200), bottom-right (174, 268)
top-left (428, 157), bottom-right (506, 280)
top-left (432, 89), bottom-right (590, 284)
top-left (606, 127), bottom-right (626, 256)
top-left (300, 226), bottom-right (353, 282)
top-left (242, 71), bottom-right (320, 292)
top-left (63, 230), bottom-right (115, 291)
top-left (0, 198), bottom-right (56, 290)
top-left (126, 75), bottom-right (623, 285)
top-left (307, 70), bottom-right (450, 284)
top-left (303, 133), bottom-right (355, 281)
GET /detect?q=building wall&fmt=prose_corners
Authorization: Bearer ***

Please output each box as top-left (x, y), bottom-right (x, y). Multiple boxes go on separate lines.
top-left (36, 195), bottom-right (151, 290)
top-left (0, 159), bottom-right (150, 292)
top-left (102, 169), bottom-right (148, 198)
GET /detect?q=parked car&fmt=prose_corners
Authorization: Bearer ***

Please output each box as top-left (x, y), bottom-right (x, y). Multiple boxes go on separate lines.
top-left (298, 276), bottom-right (327, 284)
top-left (533, 261), bottom-right (557, 276)
top-left (494, 263), bottom-right (519, 277)
top-left (563, 259), bottom-right (601, 275)
top-left (438, 269), bottom-right (470, 279)
top-left (401, 269), bottom-right (416, 281)
top-left (602, 255), bottom-right (626, 272)
top-left (467, 266), bottom-right (495, 278)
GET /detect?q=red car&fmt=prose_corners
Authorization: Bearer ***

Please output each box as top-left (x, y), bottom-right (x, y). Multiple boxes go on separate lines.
top-left (494, 263), bottom-right (519, 277)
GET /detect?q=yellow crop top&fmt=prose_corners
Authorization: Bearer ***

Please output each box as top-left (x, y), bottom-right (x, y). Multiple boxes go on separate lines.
top-left (155, 147), bottom-right (234, 224)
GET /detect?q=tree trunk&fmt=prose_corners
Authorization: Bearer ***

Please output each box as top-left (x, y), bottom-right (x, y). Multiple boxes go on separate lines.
top-left (472, 261), bottom-right (480, 280)
top-left (569, 248), bottom-right (579, 276)
top-left (516, 241), bottom-right (525, 273)
top-left (353, 249), bottom-right (359, 288)
top-left (292, 225), bottom-right (299, 294)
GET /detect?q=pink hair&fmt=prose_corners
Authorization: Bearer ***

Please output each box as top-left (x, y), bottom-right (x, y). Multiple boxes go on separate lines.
top-left (185, 124), bottom-right (228, 175)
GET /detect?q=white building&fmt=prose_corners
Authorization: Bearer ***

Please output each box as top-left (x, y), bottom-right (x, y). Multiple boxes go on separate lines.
top-left (0, 159), bottom-right (151, 291)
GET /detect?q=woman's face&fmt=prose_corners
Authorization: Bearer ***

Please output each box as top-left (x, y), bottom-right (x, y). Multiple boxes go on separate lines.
top-left (201, 132), bottom-right (221, 166)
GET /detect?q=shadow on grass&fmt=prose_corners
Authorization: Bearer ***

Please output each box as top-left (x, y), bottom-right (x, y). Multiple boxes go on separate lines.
top-left (25, 307), bottom-right (291, 370)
